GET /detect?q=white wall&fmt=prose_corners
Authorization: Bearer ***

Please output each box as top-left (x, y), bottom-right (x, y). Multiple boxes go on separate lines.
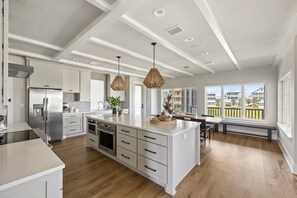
top-left (277, 39), bottom-right (297, 174)
top-left (7, 55), bottom-right (27, 124)
top-left (163, 65), bottom-right (278, 138)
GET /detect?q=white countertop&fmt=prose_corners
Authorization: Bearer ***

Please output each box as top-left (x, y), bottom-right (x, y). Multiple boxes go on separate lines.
top-left (87, 114), bottom-right (199, 136)
top-left (0, 139), bottom-right (65, 191)
top-left (6, 122), bottom-right (32, 133)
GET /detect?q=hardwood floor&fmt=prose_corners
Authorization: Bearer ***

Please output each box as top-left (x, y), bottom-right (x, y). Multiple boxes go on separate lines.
top-left (52, 133), bottom-right (297, 198)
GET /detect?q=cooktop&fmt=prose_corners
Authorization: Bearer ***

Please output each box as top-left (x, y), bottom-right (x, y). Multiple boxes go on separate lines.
top-left (0, 130), bottom-right (40, 145)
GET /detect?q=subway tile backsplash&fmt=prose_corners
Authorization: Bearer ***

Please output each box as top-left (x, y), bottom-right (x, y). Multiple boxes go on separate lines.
top-left (63, 93), bottom-right (90, 112)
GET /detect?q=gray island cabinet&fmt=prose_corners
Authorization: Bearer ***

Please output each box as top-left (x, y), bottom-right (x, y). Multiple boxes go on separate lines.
top-left (86, 114), bottom-right (200, 196)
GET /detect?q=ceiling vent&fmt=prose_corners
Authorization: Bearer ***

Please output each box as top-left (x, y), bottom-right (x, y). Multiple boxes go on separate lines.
top-left (165, 25), bottom-right (182, 36)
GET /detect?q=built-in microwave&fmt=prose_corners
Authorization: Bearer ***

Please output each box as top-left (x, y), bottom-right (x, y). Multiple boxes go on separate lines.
top-left (87, 119), bottom-right (97, 134)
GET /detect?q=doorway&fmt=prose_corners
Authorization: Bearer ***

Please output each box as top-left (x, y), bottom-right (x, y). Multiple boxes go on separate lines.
top-left (134, 85), bottom-right (144, 116)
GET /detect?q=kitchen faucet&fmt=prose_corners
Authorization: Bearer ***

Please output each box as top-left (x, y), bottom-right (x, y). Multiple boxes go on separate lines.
top-left (98, 101), bottom-right (104, 110)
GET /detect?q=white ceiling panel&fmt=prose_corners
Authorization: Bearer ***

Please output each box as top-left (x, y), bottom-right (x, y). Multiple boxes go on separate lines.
top-left (9, 0), bottom-right (103, 47)
top-left (207, 0), bottom-right (297, 66)
top-left (124, 0), bottom-right (233, 67)
top-left (9, 39), bottom-right (57, 57)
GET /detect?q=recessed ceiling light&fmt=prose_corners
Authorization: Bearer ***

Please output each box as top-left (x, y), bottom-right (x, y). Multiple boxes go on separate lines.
top-left (153, 8), bottom-right (166, 17)
top-left (184, 66), bottom-right (190, 69)
top-left (89, 61), bottom-right (100, 65)
top-left (184, 37), bottom-right (194, 42)
top-left (205, 61), bottom-right (214, 65)
top-left (104, 65), bottom-right (108, 68)
top-left (200, 52), bottom-right (209, 56)
top-left (72, 58), bottom-right (78, 61)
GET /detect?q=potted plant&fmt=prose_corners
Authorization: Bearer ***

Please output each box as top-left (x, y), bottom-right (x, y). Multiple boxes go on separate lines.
top-left (107, 96), bottom-right (121, 115)
top-left (118, 109), bottom-right (123, 116)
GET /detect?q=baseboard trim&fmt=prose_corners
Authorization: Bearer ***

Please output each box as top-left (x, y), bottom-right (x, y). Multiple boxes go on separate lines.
top-left (277, 140), bottom-right (297, 175)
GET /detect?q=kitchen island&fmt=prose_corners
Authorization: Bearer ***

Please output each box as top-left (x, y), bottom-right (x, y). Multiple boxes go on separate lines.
top-left (86, 114), bottom-right (200, 196)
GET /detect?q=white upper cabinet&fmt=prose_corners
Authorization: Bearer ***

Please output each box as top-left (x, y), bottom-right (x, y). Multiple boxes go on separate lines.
top-left (28, 59), bottom-right (62, 89)
top-left (79, 71), bottom-right (91, 101)
top-left (63, 69), bottom-right (79, 93)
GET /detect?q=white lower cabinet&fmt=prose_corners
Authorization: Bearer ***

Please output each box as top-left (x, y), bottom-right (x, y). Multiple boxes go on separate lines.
top-left (116, 146), bottom-right (137, 168)
top-left (0, 170), bottom-right (63, 198)
top-left (87, 132), bottom-right (99, 149)
top-left (63, 113), bottom-right (83, 138)
top-left (138, 140), bottom-right (167, 165)
top-left (138, 155), bottom-right (167, 183)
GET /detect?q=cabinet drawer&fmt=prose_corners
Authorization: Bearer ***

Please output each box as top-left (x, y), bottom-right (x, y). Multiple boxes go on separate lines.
top-left (138, 155), bottom-right (167, 183)
top-left (117, 133), bottom-right (137, 152)
top-left (87, 132), bottom-right (98, 148)
top-left (63, 118), bottom-right (82, 127)
top-left (117, 125), bottom-right (137, 137)
top-left (138, 140), bottom-right (167, 165)
top-left (117, 146), bottom-right (137, 168)
top-left (63, 125), bottom-right (82, 135)
top-left (138, 130), bottom-right (167, 147)
top-left (63, 113), bottom-right (82, 119)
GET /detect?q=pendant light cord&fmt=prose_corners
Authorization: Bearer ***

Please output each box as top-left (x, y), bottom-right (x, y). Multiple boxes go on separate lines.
top-left (152, 42), bottom-right (156, 68)
top-left (117, 56), bottom-right (121, 76)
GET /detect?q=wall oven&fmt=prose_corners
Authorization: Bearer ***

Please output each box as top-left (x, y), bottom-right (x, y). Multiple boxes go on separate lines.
top-left (97, 122), bottom-right (116, 156)
top-left (87, 119), bottom-right (97, 134)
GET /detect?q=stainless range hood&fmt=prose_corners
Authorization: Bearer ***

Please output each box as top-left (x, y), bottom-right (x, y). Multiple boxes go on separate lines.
top-left (8, 63), bottom-right (34, 79)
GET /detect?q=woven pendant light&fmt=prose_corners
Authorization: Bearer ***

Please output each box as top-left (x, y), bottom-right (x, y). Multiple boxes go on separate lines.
top-left (110, 56), bottom-right (127, 91)
top-left (143, 43), bottom-right (165, 88)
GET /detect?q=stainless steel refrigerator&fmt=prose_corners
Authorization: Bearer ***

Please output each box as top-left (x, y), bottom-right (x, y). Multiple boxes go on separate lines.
top-left (28, 88), bottom-right (63, 141)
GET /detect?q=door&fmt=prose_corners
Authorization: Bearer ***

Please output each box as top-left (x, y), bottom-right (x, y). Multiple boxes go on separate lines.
top-left (134, 85), bottom-right (144, 116)
top-left (28, 88), bottom-right (46, 132)
top-left (45, 89), bottom-right (63, 141)
top-left (62, 69), bottom-right (71, 92)
top-left (70, 70), bottom-right (80, 93)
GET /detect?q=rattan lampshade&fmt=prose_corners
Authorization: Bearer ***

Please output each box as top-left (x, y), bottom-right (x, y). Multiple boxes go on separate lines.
top-left (110, 56), bottom-right (127, 91)
top-left (143, 43), bottom-right (165, 88)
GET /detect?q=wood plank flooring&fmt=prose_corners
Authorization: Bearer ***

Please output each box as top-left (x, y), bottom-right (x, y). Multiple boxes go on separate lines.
top-left (52, 133), bottom-right (297, 198)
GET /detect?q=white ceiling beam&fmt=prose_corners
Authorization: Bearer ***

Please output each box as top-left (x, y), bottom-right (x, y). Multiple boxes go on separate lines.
top-left (9, 48), bottom-right (52, 60)
top-left (86, 0), bottom-right (113, 12)
top-left (193, 0), bottom-right (241, 70)
top-left (72, 50), bottom-right (175, 78)
top-left (53, 0), bottom-right (144, 61)
top-left (9, 34), bottom-right (63, 51)
top-left (120, 14), bottom-right (214, 73)
top-left (89, 37), bottom-right (194, 76)
top-left (59, 59), bottom-right (145, 78)
top-left (273, 7), bottom-right (297, 67)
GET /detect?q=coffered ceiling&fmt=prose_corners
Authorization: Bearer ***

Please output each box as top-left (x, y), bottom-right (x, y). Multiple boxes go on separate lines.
top-left (8, 0), bottom-right (297, 78)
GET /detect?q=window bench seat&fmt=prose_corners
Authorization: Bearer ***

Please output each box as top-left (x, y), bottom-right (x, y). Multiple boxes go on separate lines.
top-left (222, 122), bottom-right (276, 141)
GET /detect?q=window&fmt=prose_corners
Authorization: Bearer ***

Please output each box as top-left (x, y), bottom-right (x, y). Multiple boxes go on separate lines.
top-left (278, 73), bottom-right (291, 136)
top-left (205, 83), bottom-right (266, 120)
top-left (91, 80), bottom-right (105, 110)
top-left (206, 86), bottom-right (222, 116)
top-left (245, 83), bottom-right (265, 120)
top-left (161, 88), bottom-right (197, 114)
top-left (224, 85), bottom-right (241, 118)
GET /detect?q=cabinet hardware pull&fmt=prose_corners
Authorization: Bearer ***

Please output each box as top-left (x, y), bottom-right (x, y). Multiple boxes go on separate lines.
top-left (144, 135), bottom-right (156, 140)
top-left (121, 140), bottom-right (130, 145)
top-left (144, 148), bottom-right (157, 154)
top-left (144, 165), bottom-right (156, 172)
top-left (121, 129), bottom-right (130, 133)
top-left (69, 121), bottom-right (77, 123)
top-left (89, 139), bottom-right (94, 142)
top-left (121, 154), bottom-right (130, 159)
top-left (70, 115), bottom-right (76, 117)
top-left (70, 129), bottom-right (76, 131)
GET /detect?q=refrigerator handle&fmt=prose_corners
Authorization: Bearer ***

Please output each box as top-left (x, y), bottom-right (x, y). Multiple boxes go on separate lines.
top-left (43, 98), bottom-right (46, 122)
top-left (46, 98), bottom-right (49, 122)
